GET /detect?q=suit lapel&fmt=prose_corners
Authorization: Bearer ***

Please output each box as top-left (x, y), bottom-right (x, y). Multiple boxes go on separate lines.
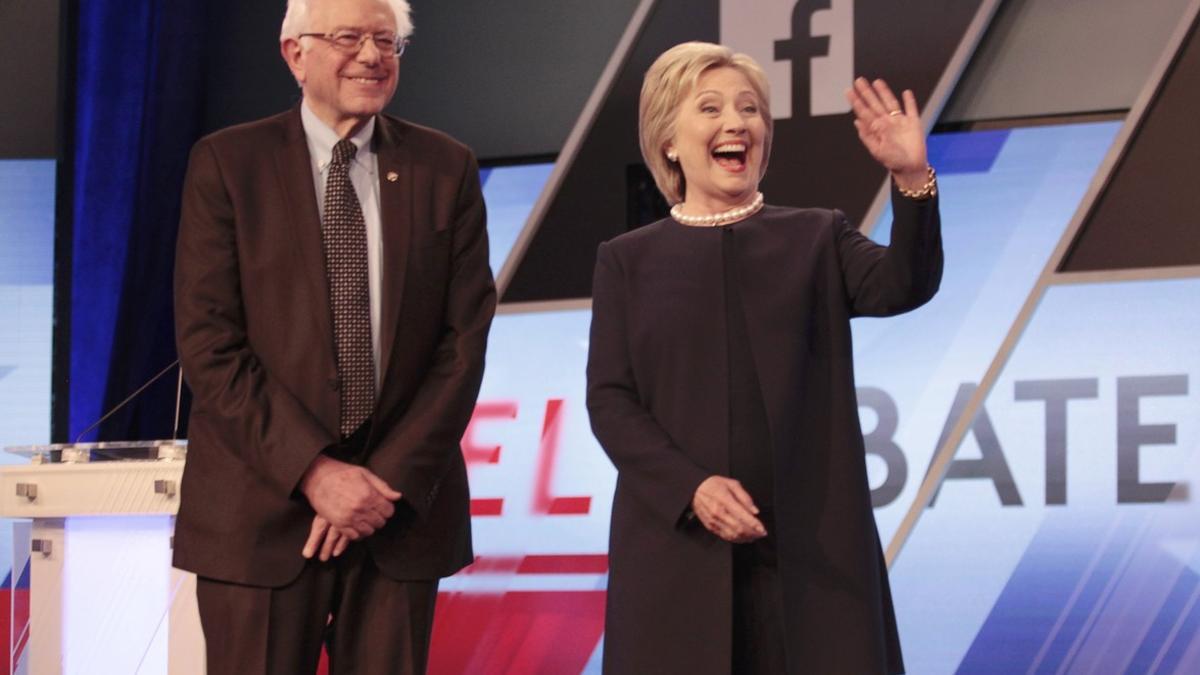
top-left (373, 116), bottom-right (413, 388)
top-left (275, 107), bottom-right (336, 362)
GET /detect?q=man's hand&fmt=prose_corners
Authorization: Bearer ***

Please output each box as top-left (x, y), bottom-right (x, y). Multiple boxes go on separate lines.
top-left (302, 515), bottom-right (353, 561)
top-left (300, 455), bottom-right (402, 538)
top-left (692, 475), bottom-right (767, 543)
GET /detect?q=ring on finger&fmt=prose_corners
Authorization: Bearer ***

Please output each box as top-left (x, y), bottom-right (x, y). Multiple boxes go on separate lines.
top-left (888, 110), bottom-right (903, 117)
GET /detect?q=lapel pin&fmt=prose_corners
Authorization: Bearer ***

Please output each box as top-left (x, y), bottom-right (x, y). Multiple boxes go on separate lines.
top-left (386, 171), bottom-right (399, 183)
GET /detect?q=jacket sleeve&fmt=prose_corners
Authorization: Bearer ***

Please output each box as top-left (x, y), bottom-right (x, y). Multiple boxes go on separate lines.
top-left (586, 241), bottom-right (712, 527)
top-left (364, 151), bottom-right (496, 519)
top-left (835, 185), bottom-right (944, 317)
top-left (174, 138), bottom-right (334, 497)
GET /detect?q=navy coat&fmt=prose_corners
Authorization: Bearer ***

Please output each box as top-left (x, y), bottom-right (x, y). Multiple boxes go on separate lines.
top-left (586, 189), bottom-right (941, 674)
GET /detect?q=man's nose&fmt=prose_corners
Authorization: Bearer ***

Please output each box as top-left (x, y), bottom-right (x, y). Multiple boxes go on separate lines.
top-left (357, 36), bottom-right (384, 64)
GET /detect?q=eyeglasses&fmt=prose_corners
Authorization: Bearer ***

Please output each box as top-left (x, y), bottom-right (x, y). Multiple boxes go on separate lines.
top-left (298, 30), bottom-right (409, 57)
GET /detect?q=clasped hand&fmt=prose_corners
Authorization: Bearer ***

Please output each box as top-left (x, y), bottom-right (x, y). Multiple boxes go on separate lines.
top-left (299, 455), bottom-right (402, 561)
top-left (692, 476), bottom-right (767, 544)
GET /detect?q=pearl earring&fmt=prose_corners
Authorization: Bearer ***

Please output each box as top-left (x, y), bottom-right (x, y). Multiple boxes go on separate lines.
top-left (666, 151), bottom-right (678, 162)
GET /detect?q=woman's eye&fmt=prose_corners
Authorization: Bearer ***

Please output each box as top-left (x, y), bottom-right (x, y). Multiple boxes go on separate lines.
top-left (701, 105), bottom-right (719, 114)
top-left (743, 106), bottom-right (758, 114)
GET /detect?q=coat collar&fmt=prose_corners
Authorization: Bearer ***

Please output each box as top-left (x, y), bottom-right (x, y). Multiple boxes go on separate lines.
top-left (275, 106), bottom-right (335, 364)
top-left (371, 113), bottom-right (413, 388)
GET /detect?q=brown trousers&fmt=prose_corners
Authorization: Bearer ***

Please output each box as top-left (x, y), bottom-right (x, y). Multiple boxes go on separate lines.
top-left (196, 544), bottom-right (438, 675)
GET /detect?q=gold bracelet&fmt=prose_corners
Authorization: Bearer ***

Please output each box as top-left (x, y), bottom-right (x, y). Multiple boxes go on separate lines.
top-left (896, 165), bottom-right (937, 200)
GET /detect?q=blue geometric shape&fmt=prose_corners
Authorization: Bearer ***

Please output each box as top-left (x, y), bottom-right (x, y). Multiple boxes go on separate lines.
top-left (927, 129), bottom-right (1010, 174)
top-left (1124, 566), bottom-right (1200, 673)
top-left (1156, 590), bottom-right (1200, 674)
top-left (954, 517), bottom-right (1141, 673)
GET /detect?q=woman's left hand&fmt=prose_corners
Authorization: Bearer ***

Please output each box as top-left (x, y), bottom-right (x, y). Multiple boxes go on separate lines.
top-left (845, 77), bottom-right (929, 190)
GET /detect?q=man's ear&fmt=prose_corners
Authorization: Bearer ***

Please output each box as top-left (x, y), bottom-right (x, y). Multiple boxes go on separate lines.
top-left (281, 39), bottom-right (306, 85)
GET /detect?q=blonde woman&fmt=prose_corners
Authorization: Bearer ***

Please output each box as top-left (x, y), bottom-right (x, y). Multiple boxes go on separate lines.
top-left (586, 41), bottom-right (941, 674)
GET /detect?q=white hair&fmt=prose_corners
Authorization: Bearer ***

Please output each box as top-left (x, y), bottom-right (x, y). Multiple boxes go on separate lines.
top-left (280, 0), bottom-right (413, 41)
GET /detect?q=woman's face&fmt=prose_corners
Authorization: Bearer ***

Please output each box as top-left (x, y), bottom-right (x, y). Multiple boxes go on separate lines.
top-left (666, 66), bottom-right (767, 212)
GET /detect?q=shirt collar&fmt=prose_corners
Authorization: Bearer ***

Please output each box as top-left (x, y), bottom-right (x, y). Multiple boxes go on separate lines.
top-left (300, 102), bottom-right (377, 174)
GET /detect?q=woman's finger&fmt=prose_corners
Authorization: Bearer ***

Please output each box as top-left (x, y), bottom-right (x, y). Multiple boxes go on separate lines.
top-left (848, 92), bottom-right (881, 127)
top-left (722, 501), bottom-right (766, 536)
top-left (726, 480), bottom-right (760, 515)
top-left (902, 89), bottom-right (920, 118)
top-left (872, 78), bottom-right (903, 115)
top-left (854, 77), bottom-right (888, 116)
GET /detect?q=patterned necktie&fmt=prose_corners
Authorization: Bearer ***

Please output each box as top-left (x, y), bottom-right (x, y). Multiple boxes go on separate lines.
top-left (322, 139), bottom-right (376, 437)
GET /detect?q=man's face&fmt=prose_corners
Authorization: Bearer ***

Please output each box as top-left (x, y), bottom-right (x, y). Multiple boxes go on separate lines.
top-left (282, 0), bottom-right (400, 136)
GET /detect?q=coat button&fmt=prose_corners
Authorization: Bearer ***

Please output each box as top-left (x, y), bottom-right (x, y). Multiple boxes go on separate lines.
top-left (328, 377), bottom-right (340, 391)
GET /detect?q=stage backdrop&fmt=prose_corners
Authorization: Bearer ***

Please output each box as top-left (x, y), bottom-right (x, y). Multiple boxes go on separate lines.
top-left (16, 0), bottom-right (1195, 672)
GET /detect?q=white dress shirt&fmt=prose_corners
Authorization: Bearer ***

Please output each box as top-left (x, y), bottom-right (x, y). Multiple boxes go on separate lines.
top-left (300, 102), bottom-right (384, 388)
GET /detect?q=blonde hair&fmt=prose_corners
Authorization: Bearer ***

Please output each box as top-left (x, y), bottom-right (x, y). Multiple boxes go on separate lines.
top-left (280, 0), bottom-right (414, 42)
top-left (639, 42), bottom-right (773, 205)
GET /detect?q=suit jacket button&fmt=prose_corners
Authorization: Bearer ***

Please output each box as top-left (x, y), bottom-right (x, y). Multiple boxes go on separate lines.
top-left (328, 377), bottom-right (340, 391)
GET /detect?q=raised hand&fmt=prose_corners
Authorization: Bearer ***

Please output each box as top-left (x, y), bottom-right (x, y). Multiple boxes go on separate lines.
top-left (845, 77), bottom-right (929, 190)
top-left (692, 475), bottom-right (767, 544)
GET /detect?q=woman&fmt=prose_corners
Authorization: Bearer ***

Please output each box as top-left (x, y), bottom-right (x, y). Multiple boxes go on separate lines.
top-left (586, 42), bottom-right (941, 674)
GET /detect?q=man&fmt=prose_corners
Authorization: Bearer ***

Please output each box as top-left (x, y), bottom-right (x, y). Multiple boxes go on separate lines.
top-left (172, 0), bottom-right (494, 672)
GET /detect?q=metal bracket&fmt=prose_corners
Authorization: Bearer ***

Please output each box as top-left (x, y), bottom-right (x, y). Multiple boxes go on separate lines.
top-left (31, 539), bottom-right (52, 556)
top-left (154, 479), bottom-right (177, 498)
top-left (15, 483), bottom-right (37, 501)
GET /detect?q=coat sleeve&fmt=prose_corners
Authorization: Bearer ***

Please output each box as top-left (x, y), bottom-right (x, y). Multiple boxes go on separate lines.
top-left (174, 138), bottom-right (334, 497)
top-left (364, 151), bottom-right (496, 519)
top-left (586, 241), bottom-right (712, 527)
top-left (835, 185), bottom-right (944, 317)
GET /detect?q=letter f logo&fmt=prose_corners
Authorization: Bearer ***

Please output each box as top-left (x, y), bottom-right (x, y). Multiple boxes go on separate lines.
top-left (722, 0), bottom-right (854, 119)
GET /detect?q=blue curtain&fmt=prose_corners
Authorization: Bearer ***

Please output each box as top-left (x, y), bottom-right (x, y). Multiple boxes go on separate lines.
top-left (70, 0), bottom-right (206, 441)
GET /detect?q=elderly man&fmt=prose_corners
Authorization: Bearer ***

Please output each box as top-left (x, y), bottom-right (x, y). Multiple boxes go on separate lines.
top-left (172, 0), bottom-right (494, 671)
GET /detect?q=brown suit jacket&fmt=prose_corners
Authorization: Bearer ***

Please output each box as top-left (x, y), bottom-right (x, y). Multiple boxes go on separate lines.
top-left (172, 107), bottom-right (495, 587)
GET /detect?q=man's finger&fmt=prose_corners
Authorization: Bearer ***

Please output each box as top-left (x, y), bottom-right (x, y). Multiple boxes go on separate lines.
top-left (319, 528), bottom-right (339, 562)
top-left (356, 508), bottom-right (386, 530)
top-left (363, 471), bottom-right (402, 501)
top-left (368, 497), bottom-right (395, 521)
top-left (333, 532), bottom-right (350, 558)
top-left (302, 517), bottom-right (329, 558)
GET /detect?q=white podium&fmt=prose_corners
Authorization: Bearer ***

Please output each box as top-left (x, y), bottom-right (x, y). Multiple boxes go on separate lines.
top-left (0, 442), bottom-right (205, 675)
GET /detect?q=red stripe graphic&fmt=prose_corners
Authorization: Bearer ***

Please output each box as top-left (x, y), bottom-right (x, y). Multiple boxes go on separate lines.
top-left (516, 555), bottom-right (609, 575)
top-left (470, 498), bottom-right (504, 516)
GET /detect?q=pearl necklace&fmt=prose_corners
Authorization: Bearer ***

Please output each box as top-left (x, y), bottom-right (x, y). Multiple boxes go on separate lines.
top-left (670, 192), bottom-right (765, 227)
